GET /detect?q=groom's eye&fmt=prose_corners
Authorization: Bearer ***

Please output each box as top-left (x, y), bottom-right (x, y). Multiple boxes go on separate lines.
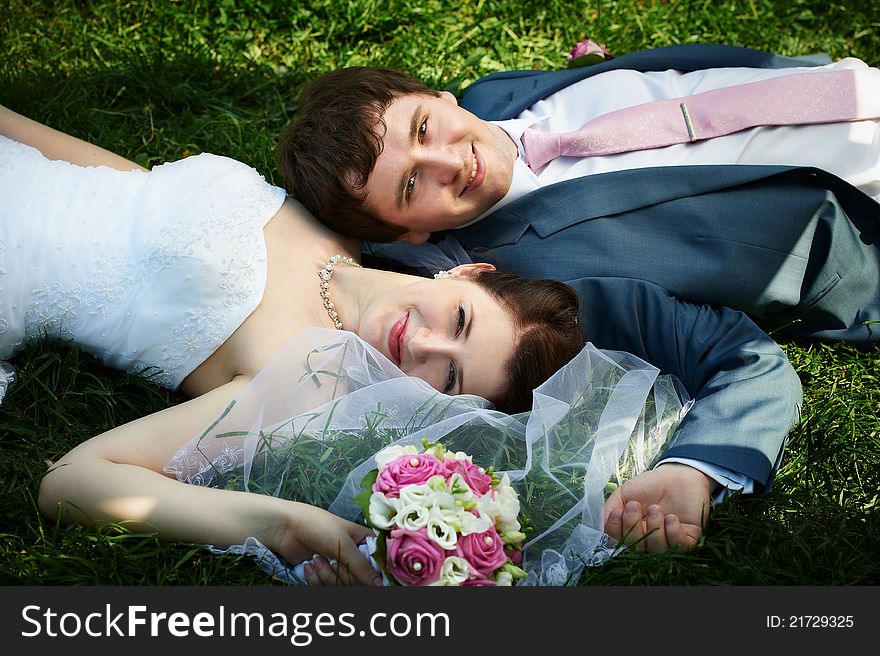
top-left (418, 118), bottom-right (427, 142)
top-left (406, 173), bottom-right (416, 198)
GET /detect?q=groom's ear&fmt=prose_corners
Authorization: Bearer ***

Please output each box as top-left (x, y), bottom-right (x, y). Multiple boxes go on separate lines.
top-left (397, 230), bottom-right (433, 245)
top-left (439, 90), bottom-right (458, 105)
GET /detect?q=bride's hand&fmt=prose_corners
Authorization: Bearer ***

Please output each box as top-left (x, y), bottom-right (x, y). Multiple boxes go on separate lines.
top-left (603, 463), bottom-right (713, 554)
top-left (273, 503), bottom-right (381, 586)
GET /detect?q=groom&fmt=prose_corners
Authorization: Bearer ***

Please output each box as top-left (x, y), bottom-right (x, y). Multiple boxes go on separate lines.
top-left (280, 43), bottom-right (880, 342)
top-left (275, 42), bottom-right (880, 552)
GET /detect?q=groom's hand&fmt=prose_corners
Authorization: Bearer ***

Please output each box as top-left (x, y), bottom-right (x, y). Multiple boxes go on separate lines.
top-left (603, 463), bottom-right (714, 554)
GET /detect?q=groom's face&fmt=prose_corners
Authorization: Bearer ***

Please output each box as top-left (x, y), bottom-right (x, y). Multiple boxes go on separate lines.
top-left (360, 91), bottom-right (518, 244)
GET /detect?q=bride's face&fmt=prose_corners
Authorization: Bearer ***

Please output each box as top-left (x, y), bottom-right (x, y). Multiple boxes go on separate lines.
top-left (357, 275), bottom-right (516, 403)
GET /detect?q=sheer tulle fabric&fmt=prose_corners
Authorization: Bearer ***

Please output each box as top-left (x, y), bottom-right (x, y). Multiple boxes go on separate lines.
top-left (165, 328), bottom-right (690, 586)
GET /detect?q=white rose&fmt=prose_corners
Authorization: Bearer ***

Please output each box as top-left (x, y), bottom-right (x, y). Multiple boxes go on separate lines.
top-left (428, 488), bottom-right (457, 509)
top-left (495, 571), bottom-right (513, 586)
top-left (495, 476), bottom-right (522, 533)
top-left (428, 504), bottom-right (466, 533)
top-left (459, 510), bottom-right (493, 536)
top-left (447, 451), bottom-right (473, 463)
top-left (394, 502), bottom-right (430, 531)
top-left (475, 489), bottom-right (501, 521)
top-left (374, 444), bottom-right (419, 469)
top-left (398, 483), bottom-right (436, 507)
top-left (426, 517), bottom-right (458, 550)
top-left (431, 556), bottom-right (471, 586)
top-left (368, 492), bottom-right (398, 530)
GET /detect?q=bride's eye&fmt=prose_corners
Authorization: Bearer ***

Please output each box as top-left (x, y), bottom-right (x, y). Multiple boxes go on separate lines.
top-left (455, 304), bottom-right (465, 337)
top-left (443, 361), bottom-right (457, 394)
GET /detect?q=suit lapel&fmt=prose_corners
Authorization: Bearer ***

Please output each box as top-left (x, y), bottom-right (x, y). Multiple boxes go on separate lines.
top-left (454, 165), bottom-right (805, 248)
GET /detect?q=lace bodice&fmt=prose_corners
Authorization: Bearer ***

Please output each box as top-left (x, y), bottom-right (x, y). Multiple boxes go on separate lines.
top-left (0, 136), bottom-right (286, 389)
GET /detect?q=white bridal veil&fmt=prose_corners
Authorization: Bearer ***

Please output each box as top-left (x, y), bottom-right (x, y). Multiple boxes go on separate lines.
top-left (164, 328), bottom-right (690, 586)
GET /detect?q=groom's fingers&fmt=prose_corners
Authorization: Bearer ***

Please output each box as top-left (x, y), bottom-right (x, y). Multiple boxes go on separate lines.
top-left (665, 514), bottom-right (701, 551)
top-left (644, 505), bottom-right (670, 554)
top-left (605, 507), bottom-right (624, 542)
top-left (622, 500), bottom-right (647, 552)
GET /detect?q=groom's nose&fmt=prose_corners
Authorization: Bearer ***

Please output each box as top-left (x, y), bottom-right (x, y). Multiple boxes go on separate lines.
top-left (419, 146), bottom-right (464, 185)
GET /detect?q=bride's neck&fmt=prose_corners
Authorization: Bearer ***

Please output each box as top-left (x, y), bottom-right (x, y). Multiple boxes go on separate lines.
top-left (330, 265), bottom-right (420, 335)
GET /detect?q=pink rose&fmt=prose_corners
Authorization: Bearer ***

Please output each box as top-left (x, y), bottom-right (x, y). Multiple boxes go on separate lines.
top-left (460, 578), bottom-right (497, 586)
top-left (567, 38), bottom-right (611, 65)
top-left (385, 528), bottom-right (446, 586)
top-left (443, 458), bottom-right (492, 496)
top-left (373, 453), bottom-right (445, 498)
top-left (454, 526), bottom-right (507, 578)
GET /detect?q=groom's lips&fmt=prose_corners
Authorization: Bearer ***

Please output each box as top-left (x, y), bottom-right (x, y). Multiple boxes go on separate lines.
top-left (471, 147), bottom-right (485, 189)
top-left (460, 145), bottom-right (485, 196)
top-left (388, 313), bottom-right (409, 366)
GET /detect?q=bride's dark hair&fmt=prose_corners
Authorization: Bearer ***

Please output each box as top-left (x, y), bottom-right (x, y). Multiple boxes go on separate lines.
top-left (471, 270), bottom-right (584, 414)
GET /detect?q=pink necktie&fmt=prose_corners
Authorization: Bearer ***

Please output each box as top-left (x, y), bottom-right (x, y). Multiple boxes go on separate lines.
top-left (521, 68), bottom-right (880, 170)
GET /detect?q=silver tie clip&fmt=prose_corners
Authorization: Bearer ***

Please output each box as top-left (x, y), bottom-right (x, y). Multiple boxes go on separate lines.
top-left (680, 102), bottom-right (697, 142)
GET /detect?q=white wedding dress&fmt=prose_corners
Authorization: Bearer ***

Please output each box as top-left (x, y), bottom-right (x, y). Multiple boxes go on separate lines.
top-left (0, 135), bottom-right (286, 391)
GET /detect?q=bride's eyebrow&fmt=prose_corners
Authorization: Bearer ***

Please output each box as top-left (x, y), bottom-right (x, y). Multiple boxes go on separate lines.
top-left (460, 303), bottom-right (474, 394)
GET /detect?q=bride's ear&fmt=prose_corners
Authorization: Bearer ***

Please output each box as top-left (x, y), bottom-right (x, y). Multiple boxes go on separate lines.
top-left (444, 263), bottom-right (496, 279)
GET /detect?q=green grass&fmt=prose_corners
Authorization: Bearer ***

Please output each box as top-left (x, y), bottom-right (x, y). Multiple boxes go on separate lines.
top-left (2, 0), bottom-right (879, 586)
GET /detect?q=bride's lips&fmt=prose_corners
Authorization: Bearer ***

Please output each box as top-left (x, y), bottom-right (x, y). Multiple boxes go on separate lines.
top-left (388, 312), bottom-right (409, 366)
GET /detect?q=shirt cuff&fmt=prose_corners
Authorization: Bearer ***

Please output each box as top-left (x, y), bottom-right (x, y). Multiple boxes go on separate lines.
top-left (656, 457), bottom-right (754, 505)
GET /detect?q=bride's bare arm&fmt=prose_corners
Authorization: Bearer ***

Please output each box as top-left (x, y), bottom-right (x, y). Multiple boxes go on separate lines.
top-left (0, 104), bottom-right (147, 172)
top-left (38, 378), bottom-right (379, 585)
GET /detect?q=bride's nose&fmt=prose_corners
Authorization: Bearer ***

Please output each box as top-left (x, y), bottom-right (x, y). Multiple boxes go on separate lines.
top-left (408, 326), bottom-right (454, 363)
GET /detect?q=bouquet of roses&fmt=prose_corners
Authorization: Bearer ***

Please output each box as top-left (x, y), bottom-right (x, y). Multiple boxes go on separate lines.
top-left (353, 440), bottom-right (529, 586)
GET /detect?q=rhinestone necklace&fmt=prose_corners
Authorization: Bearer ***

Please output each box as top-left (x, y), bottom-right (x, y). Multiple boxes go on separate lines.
top-left (318, 255), bottom-right (361, 330)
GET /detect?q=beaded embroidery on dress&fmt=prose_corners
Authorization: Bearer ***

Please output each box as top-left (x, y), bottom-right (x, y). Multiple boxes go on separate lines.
top-left (0, 136), bottom-right (286, 390)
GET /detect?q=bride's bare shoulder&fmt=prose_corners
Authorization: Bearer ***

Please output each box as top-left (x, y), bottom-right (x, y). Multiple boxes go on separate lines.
top-left (268, 196), bottom-right (360, 251)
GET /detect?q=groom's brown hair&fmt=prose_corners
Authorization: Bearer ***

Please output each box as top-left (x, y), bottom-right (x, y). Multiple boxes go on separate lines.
top-left (278, 66), bottom-right (440, 242)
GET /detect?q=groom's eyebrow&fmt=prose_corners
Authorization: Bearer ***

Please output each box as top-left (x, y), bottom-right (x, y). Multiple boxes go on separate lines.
top-left (396, 103), bottom-right (424, 211)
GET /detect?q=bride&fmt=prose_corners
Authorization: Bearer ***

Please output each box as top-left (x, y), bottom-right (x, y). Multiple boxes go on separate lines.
top-left (0, 104), bottom-right (582, 413)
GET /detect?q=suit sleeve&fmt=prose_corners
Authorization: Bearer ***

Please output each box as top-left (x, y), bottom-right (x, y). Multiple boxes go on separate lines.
top-left (567, 277), bottom-right (803, 495)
